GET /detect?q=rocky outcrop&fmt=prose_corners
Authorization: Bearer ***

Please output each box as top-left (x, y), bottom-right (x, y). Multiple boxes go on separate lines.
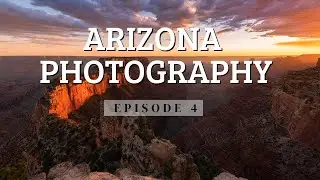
top-left (147, 139), bottom-right (177, 163)
top-left (214, 172), bottom-right (247, 180)
top-left (87, 172), bottom-right (120, 180)
top-left (28, 57), bottom-right (203, 179)
top-left (120, 116), bottom-right (200, 180)
top-left (35, 56), bottom-right (149, 121)
top-left (30, 162), bottom-right (245, 180)
top-left (47, 162), bottom-right (89, 179)
top-left (171, 154), bottom-right (200, 180)
top-left (271, 67), bottom-right (320, 148)
top-left (30, 82), bottom-right (200, 179)
top-left (28, 173), bottom-right (46, 180)
top-left (317, 58), bottom-right (320, 67)
top-left (30, 57), bottom-right (148, 136)
top-left (29, 73), bottom-right (127, 137)
top-left (29, 162), bottom-right (159, 180)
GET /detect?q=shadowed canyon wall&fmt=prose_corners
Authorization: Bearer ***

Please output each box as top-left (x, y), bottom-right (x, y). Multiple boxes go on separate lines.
top-left (172, 62), bottom-right (320, 179)
top-left (271, 66), bottom-right (320, 149)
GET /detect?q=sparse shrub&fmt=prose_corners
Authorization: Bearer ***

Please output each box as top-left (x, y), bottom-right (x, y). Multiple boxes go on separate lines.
top-left (163, 160), bottom-right (173, 179)
top-left (0, 161), bottom-right (27, 180)
top-left (191, 151), bottom-right (221, 180)
top-left (37, 114), bottom-right (122, 173)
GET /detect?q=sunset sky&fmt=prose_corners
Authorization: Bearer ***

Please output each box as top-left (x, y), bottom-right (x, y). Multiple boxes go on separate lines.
top-left (0, 0), bottom-right (319, 56)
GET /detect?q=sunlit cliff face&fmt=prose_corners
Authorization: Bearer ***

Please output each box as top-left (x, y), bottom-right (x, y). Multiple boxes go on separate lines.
top-left (48, 73), bottom-right (126, 119)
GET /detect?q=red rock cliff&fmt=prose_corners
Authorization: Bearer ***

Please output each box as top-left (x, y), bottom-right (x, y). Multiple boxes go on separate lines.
top-left (49, 73), bottom-right (126, 119)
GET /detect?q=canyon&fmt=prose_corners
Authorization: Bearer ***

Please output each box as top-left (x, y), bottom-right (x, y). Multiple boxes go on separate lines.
top-left (1, 56), bottom-right (320, 180)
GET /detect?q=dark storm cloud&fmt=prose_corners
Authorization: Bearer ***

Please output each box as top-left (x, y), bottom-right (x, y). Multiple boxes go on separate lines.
top-left (0, 1), bottom-right (88, 36)
top-left (31, 0), bottom-right (158, 28)
top-left (31, 0), bottom-right (108, 27)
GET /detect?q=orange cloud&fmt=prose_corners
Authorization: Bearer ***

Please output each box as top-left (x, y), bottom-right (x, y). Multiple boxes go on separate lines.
top-left (253, 7), bottom-right (320, 38)
top-left (276, 39), bottom-right (320, 47)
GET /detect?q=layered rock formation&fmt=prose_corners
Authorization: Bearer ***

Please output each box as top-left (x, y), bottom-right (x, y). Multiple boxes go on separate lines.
top-left (30, 73), bottom-right (127, 137)
top-left (49, 73), bottom-right (126, 119)
top-left (271, 65), bottom-right (320, 148)
top-left (38, 56), bottom-right (149, 121)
